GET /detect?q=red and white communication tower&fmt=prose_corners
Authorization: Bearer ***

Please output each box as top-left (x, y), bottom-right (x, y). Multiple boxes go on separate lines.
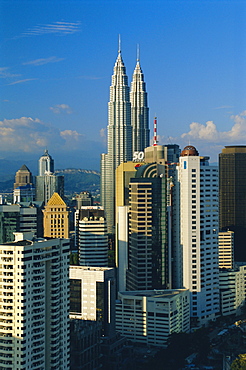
top-left (153, 116), bottom-right (158, 146)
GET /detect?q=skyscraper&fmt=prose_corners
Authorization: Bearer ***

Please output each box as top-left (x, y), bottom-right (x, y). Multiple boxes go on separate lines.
top-left (0, 232), bottom-right (70, 369)
top-left (13, 165), bottom-right (35, 203)
top-left (101, 44), bottom-right (132, 233)
top-left (75, 207), bottom-right (108, 267)
top-left (36, 151), bottom-right (64, 205)
top-left (178, 145), bottom-right (220, 327)
top-left (219, 146), bottom-right (246, 262)
top-left (39, 149), bottom-right (54, 175)
top-left (36, 174), bottom-right (64, 205)
top-left (130, 53), bottom-right (149, 153)
top-left (126, 162), bottom-right (168, 291)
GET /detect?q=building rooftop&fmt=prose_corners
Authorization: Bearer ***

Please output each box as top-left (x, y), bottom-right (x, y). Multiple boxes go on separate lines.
top-left (119, 289), bottom-right (188, 298)
top-left (70, 265), bottom-right (114, 272)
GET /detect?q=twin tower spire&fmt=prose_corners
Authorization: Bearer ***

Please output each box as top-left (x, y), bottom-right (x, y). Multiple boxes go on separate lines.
top-left (101, 42), bottom-right (150, 233)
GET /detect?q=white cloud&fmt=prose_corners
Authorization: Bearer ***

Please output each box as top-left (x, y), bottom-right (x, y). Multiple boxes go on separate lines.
top-left (7, 78), bottom-right (37, 86)
top-left (214, 105), bottom-right (233, 110)
top-left (50, 104), bottom-right (72, 114)
top-left (0, 117), bottom-right (62, 152)
top-left (23, 56), bottom-right (64, 66)
top-left (181, 111), bottom-right (246, 143)
top-left (0, 67), bottom-right (20, 79)
top-left (0, 117), bottom-right (88, 153)
top-left (15, 21), bottom-right (81, 38)
top-left (61, 130), bottom-right (83, 141)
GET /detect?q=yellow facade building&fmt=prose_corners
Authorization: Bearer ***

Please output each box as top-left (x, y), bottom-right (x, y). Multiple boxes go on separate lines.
top-left (43, 192), bottom-right (69, 238)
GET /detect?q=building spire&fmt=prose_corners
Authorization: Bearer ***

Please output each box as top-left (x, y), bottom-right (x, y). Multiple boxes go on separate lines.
top-left (130, 48), bottom-right (150, 153)
top-left (118, 34), bottom-right (121, 54)
top-left (137, 44), bottom-right (140, 62)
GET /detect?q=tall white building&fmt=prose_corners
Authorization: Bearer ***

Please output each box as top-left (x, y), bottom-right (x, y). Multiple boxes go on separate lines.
top-left (36, 150), bottom-right (64, 205)
top-left (0, 232), bottom-right (70, 369)
top-left (178, 145), bottom-right (220, 327)
top-left (130, 55), bottom-right (149, 153)
top-left (38, 149), bottom-right (54, 176)
top-left (100, 45), bottom-right (133, 233)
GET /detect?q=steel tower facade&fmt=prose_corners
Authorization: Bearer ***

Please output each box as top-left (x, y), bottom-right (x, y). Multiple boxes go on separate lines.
top-left (130, 57), bottom-right (149, 153)
top-left (101, 47), bottom-right (132, 233)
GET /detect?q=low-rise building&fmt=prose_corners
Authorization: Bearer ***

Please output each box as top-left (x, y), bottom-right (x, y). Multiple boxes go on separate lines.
top-left (70, 265), bottom-right (116, 337)
top-left (116, 289), bottom-right (190, 347)
top-left (219, 264), bottom-right (246, 316)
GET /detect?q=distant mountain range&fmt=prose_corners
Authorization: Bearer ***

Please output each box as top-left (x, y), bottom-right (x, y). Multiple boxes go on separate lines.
top-left (0, 161), bottom-right (100, 195)
top-left (55, 169), bottom-right (100, 195)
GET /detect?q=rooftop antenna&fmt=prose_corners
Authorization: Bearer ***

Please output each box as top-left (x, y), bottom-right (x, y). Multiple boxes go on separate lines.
top-left (168, 136), bottom-right (173, 145)
top-left (118, 34), bottom-right (121, 53)
top-left (153, 116), bottom-right (158, 146)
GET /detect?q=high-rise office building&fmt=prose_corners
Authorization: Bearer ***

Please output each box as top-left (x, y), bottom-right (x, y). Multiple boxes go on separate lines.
top-left (178, 145), bottom-right (220, 327)
top-left (130, 55), bottom-right (149, 153)
top-left (75, 207), bottom-right (108, 267)
top-left (14, 165), bottom-right (33, 189)
top-left (100, 45), bottom-right (132, 233)
top-left (0, 203), bottom-right (44, 243)
top-left (13, 165), bottom-right (35, 203)
top-left (36, 150), bottom-right (64, 205)
top-left (36, 174), bottom-right (64, 205)
top-left (219, 146), bottom-right (246, 262)
top-left (75, 191), bottom-right (93, 209)
top-left (115, 144), bottom-right (180, 291)
top-left (126, 162), bottom-right (168, 291)
top-left (115, 162), bottom-right (138, 291)
top-left (39, 149), bottom-right (54, 176)
top-left (43, 192), bottom-right (69, 239)
top-left (0, 232), bottom-right (70, 369)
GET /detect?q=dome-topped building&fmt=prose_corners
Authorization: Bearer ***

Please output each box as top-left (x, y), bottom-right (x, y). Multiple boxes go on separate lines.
top-left (181, 145), bottom-right (199, 157)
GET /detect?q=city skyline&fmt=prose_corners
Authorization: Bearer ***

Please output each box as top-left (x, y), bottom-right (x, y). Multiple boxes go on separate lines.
top-left (1, 0), bottom-right (246, 169)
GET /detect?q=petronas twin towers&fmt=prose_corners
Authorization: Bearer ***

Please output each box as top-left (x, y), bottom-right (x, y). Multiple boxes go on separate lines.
top-left (101, 44), bottom-right (150, 232)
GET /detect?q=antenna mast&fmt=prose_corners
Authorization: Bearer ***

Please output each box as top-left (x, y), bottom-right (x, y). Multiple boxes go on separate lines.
top-left (118, 34), bottom-right (121, 53)
top-left (153, 117), bottom-right (158, 146)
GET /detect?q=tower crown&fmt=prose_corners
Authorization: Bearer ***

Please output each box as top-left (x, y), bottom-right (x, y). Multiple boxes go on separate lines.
top-left (181, 145), bottom-right (199, 157)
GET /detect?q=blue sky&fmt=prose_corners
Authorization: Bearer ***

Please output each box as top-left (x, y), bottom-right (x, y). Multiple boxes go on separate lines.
top-left (0, 0), bottom-right (245, 169)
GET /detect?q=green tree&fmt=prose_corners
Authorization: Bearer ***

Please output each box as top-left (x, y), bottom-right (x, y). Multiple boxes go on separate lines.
top-left (231, 354), bottom-right (246, 370)
top-left (70, 252), bottom-right (79, 265)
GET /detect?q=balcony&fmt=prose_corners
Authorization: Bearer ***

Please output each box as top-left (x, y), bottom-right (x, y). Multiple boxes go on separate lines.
top-left (32, 327), bottom-right (44, 334)
top-left (32, 295), bottom-right (45, 301)
top-left (32, 301), bottom-right (44, 308)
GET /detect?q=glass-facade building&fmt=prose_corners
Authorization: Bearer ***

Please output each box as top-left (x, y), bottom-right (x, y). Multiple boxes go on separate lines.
top-left (219, 146), bottom-right (246, 262)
